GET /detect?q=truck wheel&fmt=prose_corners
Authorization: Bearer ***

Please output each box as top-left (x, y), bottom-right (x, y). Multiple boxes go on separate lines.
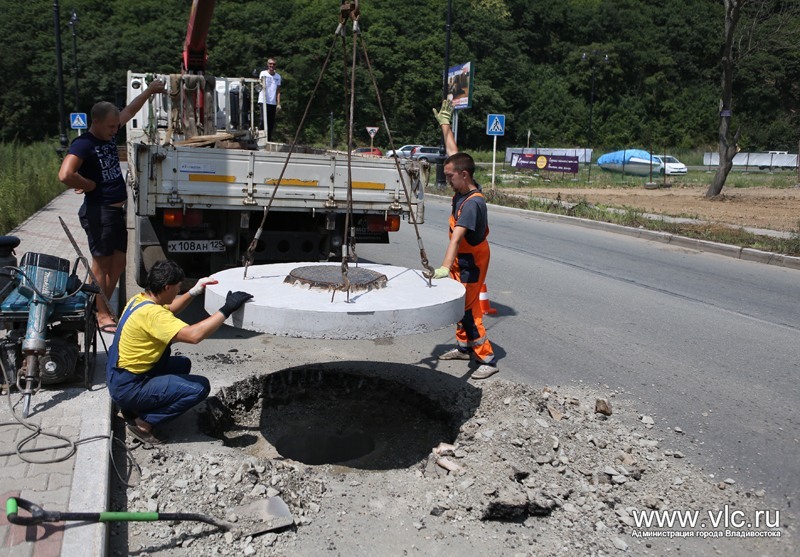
top-left (133, 248), bottom-right (148, 287)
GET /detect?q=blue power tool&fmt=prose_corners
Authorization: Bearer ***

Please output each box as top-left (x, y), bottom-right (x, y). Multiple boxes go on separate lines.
top-left (0, 238), bottom-right (99, 417)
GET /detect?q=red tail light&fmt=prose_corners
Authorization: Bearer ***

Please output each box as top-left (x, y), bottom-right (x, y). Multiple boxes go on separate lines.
top-left (163, 209), bottom-right (203, 228)
top-left (366, 215), bottom-right (400, 232)
top-left (162, 209), bottom-right (183, 228)
top-left (184, 209), bottom-right (203, 227)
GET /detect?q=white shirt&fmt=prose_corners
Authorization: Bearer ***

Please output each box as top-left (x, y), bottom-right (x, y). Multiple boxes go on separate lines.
top-left (258, 70), bottom-right (281, 105)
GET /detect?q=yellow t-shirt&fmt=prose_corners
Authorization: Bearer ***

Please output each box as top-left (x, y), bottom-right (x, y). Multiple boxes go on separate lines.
top-left (116, 293), bottom-right (188, 374)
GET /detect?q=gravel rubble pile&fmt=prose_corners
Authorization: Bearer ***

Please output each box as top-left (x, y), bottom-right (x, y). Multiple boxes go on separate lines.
top-left (111, 378), bottom-right (795, 556)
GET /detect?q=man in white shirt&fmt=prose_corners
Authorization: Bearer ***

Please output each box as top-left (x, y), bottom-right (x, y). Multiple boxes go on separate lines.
top-left (258, 58), bottom-right (282, 141)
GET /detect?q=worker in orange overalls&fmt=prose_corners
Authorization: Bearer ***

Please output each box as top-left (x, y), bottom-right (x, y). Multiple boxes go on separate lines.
top-left (429, 99), bottom-right (499, 379)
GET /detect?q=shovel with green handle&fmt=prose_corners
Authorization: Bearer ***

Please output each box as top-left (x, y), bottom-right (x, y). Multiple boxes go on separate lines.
top-left (6, 495), bottom-right (294, 535)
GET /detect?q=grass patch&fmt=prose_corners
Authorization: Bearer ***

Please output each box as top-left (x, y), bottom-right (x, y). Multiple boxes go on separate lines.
top-left (0, 142), bottom-right (64, 234)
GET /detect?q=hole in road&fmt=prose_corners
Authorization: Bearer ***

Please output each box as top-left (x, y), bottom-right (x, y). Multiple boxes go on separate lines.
top-left (201, 362), bottom-right (476, 470)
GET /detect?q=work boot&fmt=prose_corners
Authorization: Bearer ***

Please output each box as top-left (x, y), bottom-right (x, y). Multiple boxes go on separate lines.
top-left (471, 364), bottom-right (499, 380)
top-left (439, 348), bottom-right (471, 361)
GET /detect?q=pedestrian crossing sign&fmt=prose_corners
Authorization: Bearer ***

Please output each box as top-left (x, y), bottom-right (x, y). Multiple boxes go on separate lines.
top-left (70, 113), bottom-right (88, 129)
top-left (486, 114), bottom-right (505, 136)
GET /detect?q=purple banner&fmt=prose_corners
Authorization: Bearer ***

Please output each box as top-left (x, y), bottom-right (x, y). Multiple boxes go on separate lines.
top-left (511, 153), bottom-right (579, 174)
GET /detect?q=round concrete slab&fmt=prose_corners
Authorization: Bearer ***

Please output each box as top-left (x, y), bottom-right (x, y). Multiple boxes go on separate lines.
top-left (204, 263), bottom-right (465, 339)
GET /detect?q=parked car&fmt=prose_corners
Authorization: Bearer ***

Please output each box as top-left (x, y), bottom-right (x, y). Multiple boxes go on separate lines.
top-left (410, 146), bottom-right (447, 164)
top-left (385, 144), bottom-right (422, 159)
top-left (655, 155), bottom-right (688, 175)
top-left (351, 147), bottom-right (383, 157)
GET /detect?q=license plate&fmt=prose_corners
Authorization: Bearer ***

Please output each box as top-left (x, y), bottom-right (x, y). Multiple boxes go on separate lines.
top-left (167, 239), bottom-right (225, 253)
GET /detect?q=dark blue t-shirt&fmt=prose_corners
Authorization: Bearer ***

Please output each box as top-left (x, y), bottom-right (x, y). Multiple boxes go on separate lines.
top-left (68, 132), bottom-right (127, 205)
top-left (452, 186), bottom-right (488, 246)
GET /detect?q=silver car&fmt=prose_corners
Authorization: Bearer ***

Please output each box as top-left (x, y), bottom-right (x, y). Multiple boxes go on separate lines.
top-left (410, 146), bottom-right (447, 164)
top-left (385, 144), bottom-right (422, 159)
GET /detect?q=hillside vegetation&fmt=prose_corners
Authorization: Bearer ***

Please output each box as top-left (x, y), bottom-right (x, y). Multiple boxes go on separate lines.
top-left (0, 0), bottom-right (797, 153)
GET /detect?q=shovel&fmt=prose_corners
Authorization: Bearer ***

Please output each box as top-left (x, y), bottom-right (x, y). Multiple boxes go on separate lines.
top-left (229, 496), bottom-right (295, 535)
top-left (6, 496), bottom-right (294, 536)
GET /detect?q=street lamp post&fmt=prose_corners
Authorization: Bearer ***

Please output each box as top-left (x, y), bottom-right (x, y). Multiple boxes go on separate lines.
top-left (53, 0), bottom-right (68, 152)
top-left (436, 0), bottom-right (452, 189)
top-left (69, 9), bottom-right (79, 111)
top-left (582, 50), bottom-right (608, 183)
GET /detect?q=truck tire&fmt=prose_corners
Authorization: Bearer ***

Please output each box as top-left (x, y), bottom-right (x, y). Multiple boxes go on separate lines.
top-left (133, 247), bottom-right (148, 288)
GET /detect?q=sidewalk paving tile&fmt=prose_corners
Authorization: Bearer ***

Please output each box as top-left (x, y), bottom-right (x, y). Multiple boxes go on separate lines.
top-left (1, 191), bottom-right (114, 557)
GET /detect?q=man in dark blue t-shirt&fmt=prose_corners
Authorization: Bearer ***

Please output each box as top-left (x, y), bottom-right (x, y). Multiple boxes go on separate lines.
top-left (58, 79), bottom-right (165, 333)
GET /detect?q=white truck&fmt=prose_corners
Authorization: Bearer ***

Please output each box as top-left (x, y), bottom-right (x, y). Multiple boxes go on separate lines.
top-left (124, 72), bottom-right (425, 285)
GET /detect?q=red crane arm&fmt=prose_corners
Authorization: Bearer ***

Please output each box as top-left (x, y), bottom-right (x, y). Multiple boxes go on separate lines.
top-left (182, 0), bottom-right (215, 73)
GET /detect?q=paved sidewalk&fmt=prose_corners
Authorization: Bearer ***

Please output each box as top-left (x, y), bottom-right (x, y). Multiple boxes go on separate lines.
top-left (0, 191), bottom-right (114, 557)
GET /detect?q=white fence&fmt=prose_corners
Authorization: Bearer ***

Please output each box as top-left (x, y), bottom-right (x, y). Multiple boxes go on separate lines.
top-left (703, 152), bottom-right (798, 169)
top-left (505, 147), bottom-right (592, 164)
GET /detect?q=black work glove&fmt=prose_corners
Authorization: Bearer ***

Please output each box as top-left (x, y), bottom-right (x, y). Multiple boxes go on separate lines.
top-left (219, 290), bottom-right (253, 318)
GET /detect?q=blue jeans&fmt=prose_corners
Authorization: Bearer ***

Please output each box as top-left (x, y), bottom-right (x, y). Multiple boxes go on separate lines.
top-left (108, 347), bottom-right (210, 427)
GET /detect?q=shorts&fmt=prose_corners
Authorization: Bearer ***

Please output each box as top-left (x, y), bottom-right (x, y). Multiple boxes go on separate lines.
top-left (78, 203), bottom-right (127, 257)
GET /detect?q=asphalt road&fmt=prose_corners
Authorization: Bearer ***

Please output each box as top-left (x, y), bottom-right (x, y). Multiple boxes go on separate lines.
top-left (124, 193), bottom-right (798, 511)
top-left (358, 195), bottom-right (800, 510)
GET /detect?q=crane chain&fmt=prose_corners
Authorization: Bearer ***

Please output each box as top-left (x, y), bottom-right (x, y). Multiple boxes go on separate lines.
top-left (358, 34), bottom-right (435, 285)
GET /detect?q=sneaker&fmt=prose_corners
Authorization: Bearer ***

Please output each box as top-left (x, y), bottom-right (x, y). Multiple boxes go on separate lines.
top-left (471, 364), bottom-right (499, 380)
top-left (439, 348), bottom-right (471, 361)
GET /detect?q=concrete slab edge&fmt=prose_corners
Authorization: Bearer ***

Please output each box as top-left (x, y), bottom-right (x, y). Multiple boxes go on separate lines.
top-left (61, 359), bottom-right (113, 557)
top-left (426, 193), bottom-right (800, 270)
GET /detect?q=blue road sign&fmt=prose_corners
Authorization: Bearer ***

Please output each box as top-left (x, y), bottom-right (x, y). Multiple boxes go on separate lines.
top-left (70, 113), bottom-right (88, 129)
top-left (486, 114), bottom-right (505, 136)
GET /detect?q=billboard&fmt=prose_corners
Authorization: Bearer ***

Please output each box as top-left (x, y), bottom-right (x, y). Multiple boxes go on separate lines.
top-left (447, 62), bottom-right (473, 110)
top-left (511, 153), bottom-right (580, 174)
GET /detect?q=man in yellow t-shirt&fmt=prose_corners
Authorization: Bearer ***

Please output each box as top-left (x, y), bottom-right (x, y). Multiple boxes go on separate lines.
top-left (106, 260), bottom-right (253, 445)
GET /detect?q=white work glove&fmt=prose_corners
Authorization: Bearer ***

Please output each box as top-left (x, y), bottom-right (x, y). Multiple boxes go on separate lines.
top-left (432, 99), bottom-right (454, 127)
top-left (189, 277), bottom-right (219, 297)
top-left (432, 266), bottom-right (450, 279)
top-left (276, 104), bottom-right (282, 111)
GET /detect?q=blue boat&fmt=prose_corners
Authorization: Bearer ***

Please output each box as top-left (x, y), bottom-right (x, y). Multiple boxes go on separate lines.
top-left (597, 149), bottom-right (663, 177)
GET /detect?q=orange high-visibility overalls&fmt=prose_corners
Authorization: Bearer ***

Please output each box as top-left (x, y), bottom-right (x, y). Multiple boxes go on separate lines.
top-left (449, 189), bottom-right (496, 365)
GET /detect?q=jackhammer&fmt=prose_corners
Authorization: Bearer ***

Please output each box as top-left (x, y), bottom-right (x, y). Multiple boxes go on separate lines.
top-left (0, 236), bottom-right (99, 418)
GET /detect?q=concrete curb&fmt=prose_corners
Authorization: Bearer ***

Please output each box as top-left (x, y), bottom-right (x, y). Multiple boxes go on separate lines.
top-left (425, 193), bottom-right (800, 270)
top-left (61, 356), bottom-right (113, 557)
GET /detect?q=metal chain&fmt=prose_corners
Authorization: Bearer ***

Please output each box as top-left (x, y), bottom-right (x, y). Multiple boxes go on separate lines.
top-left (358, 34), bottom-right (435, 285)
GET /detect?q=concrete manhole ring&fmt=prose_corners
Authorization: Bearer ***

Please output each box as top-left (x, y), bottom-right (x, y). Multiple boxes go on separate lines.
top-left (205, 263), bottom-right (465, 339)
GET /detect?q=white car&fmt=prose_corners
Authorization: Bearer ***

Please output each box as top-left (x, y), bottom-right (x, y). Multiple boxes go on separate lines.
top-left (655, 155), bottom-right (688, 175)
top-left (385, 144), bottom-right (421, 159)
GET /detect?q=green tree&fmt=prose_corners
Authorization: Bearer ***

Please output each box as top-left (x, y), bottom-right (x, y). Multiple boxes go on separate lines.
top-left (0, 0), bottom-right (797, 154)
